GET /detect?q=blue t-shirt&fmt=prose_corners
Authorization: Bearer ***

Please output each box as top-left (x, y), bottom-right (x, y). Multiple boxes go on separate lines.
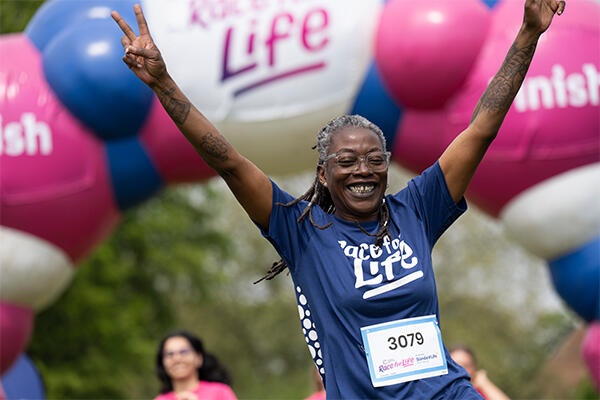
top-left (261, 162), bottom-right (475, 399)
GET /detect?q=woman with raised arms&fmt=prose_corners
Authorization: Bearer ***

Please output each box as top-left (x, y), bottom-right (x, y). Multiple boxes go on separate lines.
top-left (112, 1), bottom-right (564, 398)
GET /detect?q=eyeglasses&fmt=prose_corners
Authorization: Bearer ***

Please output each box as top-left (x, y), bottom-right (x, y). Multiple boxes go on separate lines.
top-left (163, 348), bottom-right (194, 359)
top-left (324, 151), bottom-right (391, 172)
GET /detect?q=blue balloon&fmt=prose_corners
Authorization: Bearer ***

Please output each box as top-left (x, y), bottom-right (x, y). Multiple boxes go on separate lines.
top-left (105, 137), bottom-right (164, 210)
top-left (350, 62), bottom-right (403, 152)
top-left (479, 0), bottom-right (503, 8)
top-left (1, 354), bottom-right (45, 400)
top-left (42, 18), bottom-right (153, 140)
top-left (549, 237), bottom-right (600, 322)
top-left (26, 0), bottom-right (137, 52)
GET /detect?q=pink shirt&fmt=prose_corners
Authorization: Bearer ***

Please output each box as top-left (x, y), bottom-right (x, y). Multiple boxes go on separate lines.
top-left (304, 391), bottom-right (326, 400)
top-left (154, 381), bottom-right (237, 400)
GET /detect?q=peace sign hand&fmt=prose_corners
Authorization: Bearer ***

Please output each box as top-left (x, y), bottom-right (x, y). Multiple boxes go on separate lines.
top-left (523, 0), bottom-right (565, 35)
top-left (111, 4), bottom-right (166, 87)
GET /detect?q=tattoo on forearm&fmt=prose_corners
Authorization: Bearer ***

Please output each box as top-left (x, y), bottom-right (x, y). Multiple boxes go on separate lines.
top-left (471, 41), bottom-right (537, 122)
top-left (200, 132), bottom-right (229, 162)
top-left (157, 87), bottom-right (191, 125)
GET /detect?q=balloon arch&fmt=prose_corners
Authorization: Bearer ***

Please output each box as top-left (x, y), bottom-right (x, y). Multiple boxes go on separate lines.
top-left (1, 0), bottom-right (598, 388)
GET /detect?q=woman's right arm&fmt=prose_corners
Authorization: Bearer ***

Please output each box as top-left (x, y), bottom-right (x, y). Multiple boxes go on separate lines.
top-left (112, 5), bottom-right (272, 230)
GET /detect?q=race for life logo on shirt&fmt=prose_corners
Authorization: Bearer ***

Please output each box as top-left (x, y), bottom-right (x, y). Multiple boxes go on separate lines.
top-left (338, 234), bottom-right (422, 300)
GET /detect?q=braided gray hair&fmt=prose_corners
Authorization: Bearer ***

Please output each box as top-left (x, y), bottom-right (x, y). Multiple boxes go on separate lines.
top-left (255, 115), bottom-right (391, 283)
top-left (316, 115), bottom-right (387, 165)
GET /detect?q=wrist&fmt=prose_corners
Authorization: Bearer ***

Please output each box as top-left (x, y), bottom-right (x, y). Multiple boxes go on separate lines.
top-left (518, 23), bottom-right (542, 43)
top-left (149, 73), bottom-right (175, 92)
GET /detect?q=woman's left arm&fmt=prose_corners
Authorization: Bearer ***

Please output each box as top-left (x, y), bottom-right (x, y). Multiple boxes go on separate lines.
top-left (439, 0), bottom-right (565, 203)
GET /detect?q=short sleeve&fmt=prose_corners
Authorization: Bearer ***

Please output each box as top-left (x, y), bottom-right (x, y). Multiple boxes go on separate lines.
top-left (403, 161), bottom-right (467, 246)
top-left (256, 180), bottom-right (309, 271)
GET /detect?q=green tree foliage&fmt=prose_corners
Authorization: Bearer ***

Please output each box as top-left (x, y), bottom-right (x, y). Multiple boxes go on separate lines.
top-left (0, 0), bottom-right (44, 34)
top-left (440, 297), bottom-right (574, 398)
top-left (28, 187), bottom-right (232, 398)
top-left (27, 184), bottom-right (317, 399)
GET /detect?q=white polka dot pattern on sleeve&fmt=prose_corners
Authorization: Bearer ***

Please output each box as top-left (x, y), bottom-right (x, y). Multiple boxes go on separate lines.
top-left (296, 285), bottom-right (325, 380)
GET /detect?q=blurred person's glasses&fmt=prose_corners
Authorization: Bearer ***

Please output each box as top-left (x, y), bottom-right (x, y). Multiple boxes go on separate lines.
top-left (163, 348), bottom-right (193, 359)
top-left (324, 151), bottom-right (391, 172)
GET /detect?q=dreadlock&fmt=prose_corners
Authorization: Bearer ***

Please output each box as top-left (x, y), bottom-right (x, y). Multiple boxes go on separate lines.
top-left (254, 115), bottom-right (392, 283)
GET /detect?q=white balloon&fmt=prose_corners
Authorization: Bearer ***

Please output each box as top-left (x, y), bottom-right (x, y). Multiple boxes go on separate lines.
top-left (0, 227), bottom-right (75, 310)
top-left (501, 162), bottom-right (600, 259)
top-left (143, 0), bottom-right (382, 173)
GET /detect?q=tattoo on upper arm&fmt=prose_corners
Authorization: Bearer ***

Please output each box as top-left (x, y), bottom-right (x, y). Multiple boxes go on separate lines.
top-left (200, 132), bottom-right (229, 162)
top-left (157, 87), bottom-right (191, 125)
top-left (471, 42), bottom-right (537, 122)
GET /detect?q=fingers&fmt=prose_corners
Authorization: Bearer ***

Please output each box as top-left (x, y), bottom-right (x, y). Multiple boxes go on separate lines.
top-left (125, 45), bottom-right (157, 60)
top-left (122, 54), bottom-right (142, 70)
top-left (120, 35), bottom-right (131, 51)
top-left (557, 0), bottom-right (565, 15)
top-left (111, 10), bottom-right (137, 41)
top-left (548, 0), bottom-right (565, 15)
top-left (133, 4), bottom-right (151, 37)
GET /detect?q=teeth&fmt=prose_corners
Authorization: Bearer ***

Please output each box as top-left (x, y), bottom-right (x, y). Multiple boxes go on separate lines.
top-left (349, 184), bottom-right (375, 193)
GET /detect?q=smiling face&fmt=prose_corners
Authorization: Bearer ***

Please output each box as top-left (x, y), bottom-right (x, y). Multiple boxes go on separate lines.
top-left (162, 336), bottom-right (202, 382)
top-left (318, 127), bottom-right (388, 222)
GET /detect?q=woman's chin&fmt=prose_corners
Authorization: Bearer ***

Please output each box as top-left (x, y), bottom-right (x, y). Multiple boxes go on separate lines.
top-left (168, 369), bottom-right (195, 381)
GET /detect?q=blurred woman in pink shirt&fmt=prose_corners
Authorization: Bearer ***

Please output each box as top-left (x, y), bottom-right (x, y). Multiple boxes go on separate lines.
top-left (154, 331), bottom-right (236, 400)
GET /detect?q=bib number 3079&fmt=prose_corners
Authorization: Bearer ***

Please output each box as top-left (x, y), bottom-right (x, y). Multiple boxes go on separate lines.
top-left (387, 332), bottom-right (424, 350)
top-left (360, 315), bottom-right (448, 387)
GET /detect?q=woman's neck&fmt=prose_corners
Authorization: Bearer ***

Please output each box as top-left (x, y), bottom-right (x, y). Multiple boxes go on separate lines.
top-left (172, 376), bottom-right (200, 393)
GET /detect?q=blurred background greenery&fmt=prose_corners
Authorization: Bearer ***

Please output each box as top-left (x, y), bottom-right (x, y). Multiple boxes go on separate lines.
top-left (2, 2), bottom-right (597, 399)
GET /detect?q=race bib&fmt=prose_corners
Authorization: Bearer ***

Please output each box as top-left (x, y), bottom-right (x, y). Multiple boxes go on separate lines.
top-left (360, 315), bottom-right (448, 387)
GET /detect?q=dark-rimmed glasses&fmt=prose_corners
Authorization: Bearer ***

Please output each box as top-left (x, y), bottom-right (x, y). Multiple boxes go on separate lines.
top-left (324, 151), bottom-right (391, 172)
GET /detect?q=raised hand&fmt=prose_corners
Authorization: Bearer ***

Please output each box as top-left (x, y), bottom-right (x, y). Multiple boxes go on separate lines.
top-left (523, 0), bottom-right (565, 35)
top-left (111, 4), bottom-right (272, 233)
top-left (111, 4), bottom-right (166, 86)
top-left (439, 0), bottom-right (565, 203)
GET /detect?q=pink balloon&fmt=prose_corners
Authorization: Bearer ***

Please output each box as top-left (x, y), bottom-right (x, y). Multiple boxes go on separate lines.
top-left (455, 0), bottom-right (599, 215)
top-left (0, 34), bottom-right (120, 261)
top-left (139, 98), bottom-right (216, 184)
top-left (392, 108), bottom-right (448, 172)
top-left (375, 0), bottom-right (491, 109)
top-left (394, 0), bottom-right (600, 216)
top-left (582, 322), bottom-right (600, 391)
top-left (0, 302), bottom-right (33, 374)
